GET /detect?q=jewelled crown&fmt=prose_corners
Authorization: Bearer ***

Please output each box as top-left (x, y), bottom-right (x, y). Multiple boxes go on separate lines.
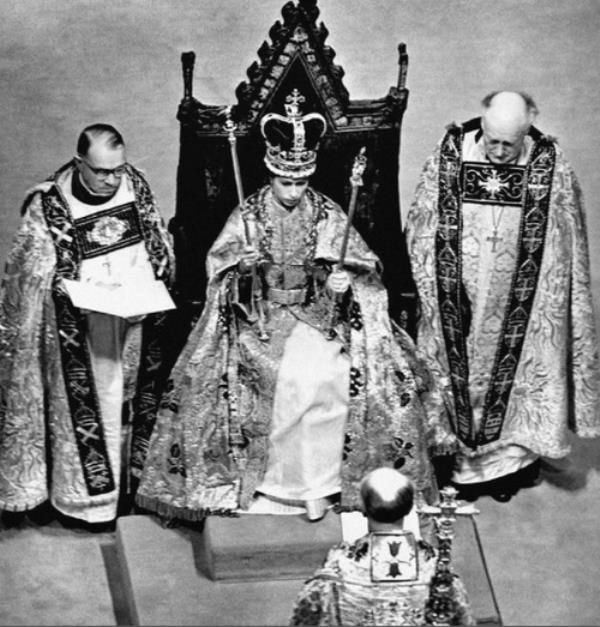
top-left (260, 89), bottom-right (327, 178)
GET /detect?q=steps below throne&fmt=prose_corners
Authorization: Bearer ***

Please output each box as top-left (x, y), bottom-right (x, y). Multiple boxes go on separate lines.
top-left (203, 512), bottom-right (341, 581)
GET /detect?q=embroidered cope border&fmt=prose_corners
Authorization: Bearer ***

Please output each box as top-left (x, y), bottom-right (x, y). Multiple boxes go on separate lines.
top-left (461, 162), bottom-right (526, 207)
top-left (436, 125), bottom-right (555, 447)
top-left (73, 202), bottom-right (143, 258)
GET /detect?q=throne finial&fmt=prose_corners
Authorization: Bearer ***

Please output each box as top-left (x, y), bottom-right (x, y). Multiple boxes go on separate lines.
top-left (181, 51), bottom-right (196, 101)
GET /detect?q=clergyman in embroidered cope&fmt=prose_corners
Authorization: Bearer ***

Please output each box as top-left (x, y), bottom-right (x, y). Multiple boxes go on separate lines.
top-left (289, 468), bottom-right (475, 626)
top-left (0, 125), bottom-right (174, 523)
top-left (406, 91), bottom-right (600, 485)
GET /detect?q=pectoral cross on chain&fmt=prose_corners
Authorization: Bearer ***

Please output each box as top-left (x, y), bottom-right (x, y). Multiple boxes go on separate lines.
top-left (102, 257), bottom-right (112, 276)
top-left (486, 230), bottom-right (503, 252)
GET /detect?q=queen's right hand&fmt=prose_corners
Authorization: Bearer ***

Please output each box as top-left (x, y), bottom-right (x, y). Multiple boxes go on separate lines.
top-left (239, 245), bottom-right (259, 273)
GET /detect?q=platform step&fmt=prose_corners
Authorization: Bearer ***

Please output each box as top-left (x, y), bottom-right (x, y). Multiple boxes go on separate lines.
top-left (116, 514), bottom-right (309, 626)
top-left (0, 526), bottom-right (116, 626)
top-left (204, 512), bottom-right (341, 581)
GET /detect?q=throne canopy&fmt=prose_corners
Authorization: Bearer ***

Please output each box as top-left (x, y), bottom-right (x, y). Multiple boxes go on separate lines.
top-left (172, 0), bottom-right (414, 328)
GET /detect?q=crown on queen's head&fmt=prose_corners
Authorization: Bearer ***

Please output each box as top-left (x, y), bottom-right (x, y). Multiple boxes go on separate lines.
top-left (260, 89), bottom-right (327, 179)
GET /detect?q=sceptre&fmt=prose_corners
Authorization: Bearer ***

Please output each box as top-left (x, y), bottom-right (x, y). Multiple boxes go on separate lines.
top-left (338, 146), bottom-right (367, 269)
top-left (222, 107), bottom-right (269, 342)
top-left (327, 147), bottom-right (367, 337)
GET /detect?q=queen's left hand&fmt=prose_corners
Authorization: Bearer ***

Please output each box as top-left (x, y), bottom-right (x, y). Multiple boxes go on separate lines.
top-left (327, 269), bottom-right (351, 295)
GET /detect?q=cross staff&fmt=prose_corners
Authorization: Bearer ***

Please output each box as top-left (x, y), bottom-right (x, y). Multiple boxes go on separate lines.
top-left (420, 486), bottom-right (479, 626)
top-left (222, 107), bottom-right (268, 342)
top-left (337, 146), bottom-right (367, 269)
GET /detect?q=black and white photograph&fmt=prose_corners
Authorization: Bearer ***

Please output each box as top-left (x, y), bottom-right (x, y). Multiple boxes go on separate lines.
top-left (1, 1), bottom-right (599, 625)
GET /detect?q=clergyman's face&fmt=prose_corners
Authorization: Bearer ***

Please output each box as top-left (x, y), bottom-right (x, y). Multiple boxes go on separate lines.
top-left (270, 176), bottom-right (309, 209)
top-left (76, 141), bottom-right (127, 196)
top-left (481, 120), bottom-right (526, 165)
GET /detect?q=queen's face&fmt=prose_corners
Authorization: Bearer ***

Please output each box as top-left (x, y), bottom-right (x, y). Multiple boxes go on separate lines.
top-left (271, 176), bottom-right (309, 209)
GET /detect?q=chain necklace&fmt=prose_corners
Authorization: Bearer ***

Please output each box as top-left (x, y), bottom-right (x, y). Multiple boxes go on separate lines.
top-left (486, 206), bottom-right (505, 252)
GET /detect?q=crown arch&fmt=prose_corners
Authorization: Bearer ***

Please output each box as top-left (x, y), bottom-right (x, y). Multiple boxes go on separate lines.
top-left (172, 0), bottom-right (415, 331)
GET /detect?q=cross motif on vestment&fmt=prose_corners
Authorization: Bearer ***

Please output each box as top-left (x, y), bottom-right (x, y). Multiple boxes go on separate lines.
top-left (50, 224), bottom-right (73, 245)
top-left (514, 281), bottom-right (533, 302)
top-left (493, 370), bottom-right (514, 393)
top-left (504, 325), bottom-right (524, 349)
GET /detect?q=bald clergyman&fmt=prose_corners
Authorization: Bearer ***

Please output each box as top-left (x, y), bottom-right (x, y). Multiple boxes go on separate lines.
top-left (406, 91), bottom-right (600, 502)
top-left (289, 468), bottom-right (475, 625)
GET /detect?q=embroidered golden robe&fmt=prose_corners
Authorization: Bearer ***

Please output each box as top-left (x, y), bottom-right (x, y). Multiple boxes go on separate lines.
top-left (0, 162), bottom-right (174, 522)
top-left (289, 533), bottom-right (475, 626)
top-left (137, 185), bottom-right (456, 520)
top-left (406, 119), bottom-right (600, 478)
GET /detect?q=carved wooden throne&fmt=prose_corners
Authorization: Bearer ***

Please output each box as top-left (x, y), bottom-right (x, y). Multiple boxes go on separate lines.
top-left (171, 0), bottom-right (415, 331)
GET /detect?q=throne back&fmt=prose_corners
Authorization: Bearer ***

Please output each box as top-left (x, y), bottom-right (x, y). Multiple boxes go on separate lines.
top-left (171, 0), bottom-right (415, 330)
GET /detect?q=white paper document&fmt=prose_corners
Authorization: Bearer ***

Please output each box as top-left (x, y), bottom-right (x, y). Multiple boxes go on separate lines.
top-left (62, 278), bottom-right (176, 318)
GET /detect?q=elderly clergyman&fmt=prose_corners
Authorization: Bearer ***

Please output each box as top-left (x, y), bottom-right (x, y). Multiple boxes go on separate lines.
top-left (406, 91), bottom-right (600, 501)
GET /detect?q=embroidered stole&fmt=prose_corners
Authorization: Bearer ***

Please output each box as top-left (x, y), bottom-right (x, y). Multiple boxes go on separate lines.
top-left (436, 122), bottom-right (555, 448)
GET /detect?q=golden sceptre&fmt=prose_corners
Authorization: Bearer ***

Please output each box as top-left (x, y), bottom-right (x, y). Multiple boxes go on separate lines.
top-left (327, 146), bottom-right (367, 338)
top-left (223, 107), bottom-right (269, 342)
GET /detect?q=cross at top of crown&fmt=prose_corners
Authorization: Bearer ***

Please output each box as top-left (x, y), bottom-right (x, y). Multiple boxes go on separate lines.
top-left (284, 88), bottom-right (306, 119)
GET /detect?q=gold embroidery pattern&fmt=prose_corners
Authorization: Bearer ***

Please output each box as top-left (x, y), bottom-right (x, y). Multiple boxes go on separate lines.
top-left (88, 215), bottom-right (128, 247)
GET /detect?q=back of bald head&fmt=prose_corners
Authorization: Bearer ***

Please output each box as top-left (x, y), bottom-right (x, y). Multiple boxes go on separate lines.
top-left (481, 91), bottom-right (538, 137)
top-left (360, 467), bottom-right (414, 524)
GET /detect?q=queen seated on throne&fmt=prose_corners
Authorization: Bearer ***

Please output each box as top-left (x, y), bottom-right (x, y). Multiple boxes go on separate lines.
top-left (136, 89), bottom-right (457, 523)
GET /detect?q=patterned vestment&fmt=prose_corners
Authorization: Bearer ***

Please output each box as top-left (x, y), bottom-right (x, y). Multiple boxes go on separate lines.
top-left (136, 185), bottom-right (457, 520)
top-left (406, 120), bottom-right (600, 473)
top-left (0, 162), bottom-right (174, 522)
top-left (288, 532), bottom-right (475, 626)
